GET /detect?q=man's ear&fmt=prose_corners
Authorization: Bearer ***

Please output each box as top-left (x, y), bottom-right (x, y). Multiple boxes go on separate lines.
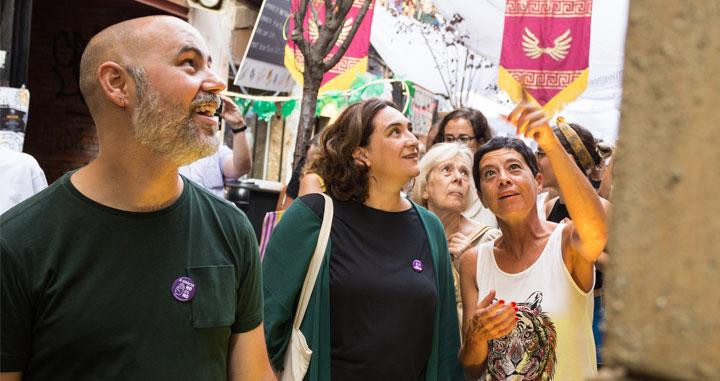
top-left (352, 146), bottom-right (370, 167)
top-left (97, 61), bottom-right (131, 109)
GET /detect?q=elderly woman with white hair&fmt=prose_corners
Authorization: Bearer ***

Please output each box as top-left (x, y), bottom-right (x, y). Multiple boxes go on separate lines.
top-left (412, 143), bottom-right (500, 326)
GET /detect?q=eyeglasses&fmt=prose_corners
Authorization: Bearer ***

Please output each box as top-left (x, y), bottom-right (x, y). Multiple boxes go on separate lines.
top-left (443, 134), bottom-right (475, 144)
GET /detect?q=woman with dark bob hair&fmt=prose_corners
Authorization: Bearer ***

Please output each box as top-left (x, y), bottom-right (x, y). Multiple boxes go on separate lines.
top-left (263, 98), bottom-right (463, 380)
top-left (458, 101), bottom-right (607, 380)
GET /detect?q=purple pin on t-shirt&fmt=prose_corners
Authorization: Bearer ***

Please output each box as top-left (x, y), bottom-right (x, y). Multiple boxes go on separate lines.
top-left (171, 276), bottom-right (196, 302)
top-left (412, 259), bottom-right (424, 273)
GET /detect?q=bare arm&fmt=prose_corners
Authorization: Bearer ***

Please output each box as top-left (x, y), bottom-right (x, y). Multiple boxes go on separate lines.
top-left (0, 373), bottom-right (22, 381)
top-left (457, 249), bottom-right (517, 378)
top-left (275, 185), bottom-right (295, 211)
top-left (220, 94), bottom-right (252, 179)
top-left (507, 102), bottom-right (608, 291)
top-left (228, 324), bottom-right (276, 381)
top-left (298, 173), bottom-right (324, 197)
top-left (458, 249), bottom-right (485, 376)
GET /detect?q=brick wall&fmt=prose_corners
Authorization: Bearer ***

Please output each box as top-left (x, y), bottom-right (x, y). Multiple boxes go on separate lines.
top-left (24, 0), bottom-right (176, 182)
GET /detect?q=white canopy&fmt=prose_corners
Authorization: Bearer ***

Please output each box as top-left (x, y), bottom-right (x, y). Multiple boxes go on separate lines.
top-left (370, 0), bottom-right (629, 143)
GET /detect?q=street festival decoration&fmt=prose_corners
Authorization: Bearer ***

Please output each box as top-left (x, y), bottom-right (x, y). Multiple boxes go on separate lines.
top-left (284, 0), bottom-right (377, 92)
top-left (0, 86), bottom-right (31, 151)
top-left (227, 74), bottom-right (415, 123)
top-left (498, 0), bottom-right (593, 115)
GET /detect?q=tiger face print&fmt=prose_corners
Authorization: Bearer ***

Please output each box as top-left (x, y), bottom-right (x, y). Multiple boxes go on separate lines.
top-left (485, 291), bottom-right (557, 380)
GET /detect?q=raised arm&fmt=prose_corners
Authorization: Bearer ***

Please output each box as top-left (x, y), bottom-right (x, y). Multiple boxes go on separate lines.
top-left (298, 173), bottom-right (325, 197)
top-left (507, 101), bottom-right (608, 290)
top-left (220, 94), bottom-right (252, 179)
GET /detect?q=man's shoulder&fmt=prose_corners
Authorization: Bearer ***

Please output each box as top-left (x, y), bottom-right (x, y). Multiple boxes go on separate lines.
top-left (0, 147), bottom-right (40, 167)
top-left (1, 176), bottom-right (70, 260)
top-left (184, 178), bottom-right (249, 223)
top-left (1, 175), bottom-right (66, 228)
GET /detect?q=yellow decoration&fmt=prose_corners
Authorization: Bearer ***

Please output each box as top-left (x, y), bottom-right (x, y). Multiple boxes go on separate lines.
top-left (284, 46), bottom-right (369, 93)
top-left (498, 66), bottom-right (589, 117)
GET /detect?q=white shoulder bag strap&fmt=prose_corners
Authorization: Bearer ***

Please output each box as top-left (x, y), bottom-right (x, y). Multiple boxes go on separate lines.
top-left (292, 193), bottom-right (333, 329)
top-left (281, 193), bottom-right (333, 381)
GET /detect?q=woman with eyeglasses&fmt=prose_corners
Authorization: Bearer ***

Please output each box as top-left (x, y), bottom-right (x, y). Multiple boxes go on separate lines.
top-left (432, 108), bottom-right (496, 227)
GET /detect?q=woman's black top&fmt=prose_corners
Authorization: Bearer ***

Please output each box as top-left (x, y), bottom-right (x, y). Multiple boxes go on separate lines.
top-left (303, 194), bottom-right (437, 381)
top-left (547, 199), bottom-right (604, 289)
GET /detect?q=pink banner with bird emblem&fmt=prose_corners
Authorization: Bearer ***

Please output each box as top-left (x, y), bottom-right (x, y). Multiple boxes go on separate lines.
top-left (285, 0), bottom-right (376, 92)
top-left (498, 0), bottom-right (592, 115)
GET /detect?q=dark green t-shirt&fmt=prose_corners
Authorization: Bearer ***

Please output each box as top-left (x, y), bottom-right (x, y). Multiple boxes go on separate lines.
top-left (1, 172), bottom-right (263, 380)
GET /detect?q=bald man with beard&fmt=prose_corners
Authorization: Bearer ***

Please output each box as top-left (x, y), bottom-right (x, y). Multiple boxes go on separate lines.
top-left (0, 16), bottom-right (274, 381)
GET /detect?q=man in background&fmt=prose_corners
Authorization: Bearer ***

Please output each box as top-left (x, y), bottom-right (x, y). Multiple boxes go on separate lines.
top-left (179, 93), bottom-right (252, 198)
top-left (0, 146), bottom-right (47, 214)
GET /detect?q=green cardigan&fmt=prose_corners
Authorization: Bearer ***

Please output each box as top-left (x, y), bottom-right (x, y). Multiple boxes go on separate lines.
top-left (263, 197), bottom-right (464, 380)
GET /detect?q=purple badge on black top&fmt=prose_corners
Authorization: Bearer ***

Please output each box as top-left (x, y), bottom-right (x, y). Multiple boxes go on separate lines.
top-left (412, 259), bottom-right (424, 273)
top-left (171, 276), bottom-right (196, 302)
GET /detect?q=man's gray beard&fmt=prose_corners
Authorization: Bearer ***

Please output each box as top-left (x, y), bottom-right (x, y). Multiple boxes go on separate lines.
top-left (129, 69), bottom-right (218, 167)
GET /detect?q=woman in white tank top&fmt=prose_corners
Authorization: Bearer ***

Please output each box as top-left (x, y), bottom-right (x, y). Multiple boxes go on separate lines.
top-left (457, 101), bottom-right (608, 380)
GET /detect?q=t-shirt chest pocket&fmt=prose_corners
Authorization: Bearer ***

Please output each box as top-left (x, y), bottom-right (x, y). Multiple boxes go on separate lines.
top-left (187, 265), bottom-right (237, 328)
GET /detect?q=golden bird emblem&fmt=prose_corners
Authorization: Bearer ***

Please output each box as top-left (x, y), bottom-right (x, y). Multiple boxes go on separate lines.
top-left (308, 17), bottom-right (354, 47)
top-left (522, 27), bottom-right (572, 61)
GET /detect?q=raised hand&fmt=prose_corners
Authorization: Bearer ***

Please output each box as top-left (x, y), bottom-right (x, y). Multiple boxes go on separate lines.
top-left (219, 94), bottom-right (245, 128)
top-left (505, 100), bottom-right (555, 150)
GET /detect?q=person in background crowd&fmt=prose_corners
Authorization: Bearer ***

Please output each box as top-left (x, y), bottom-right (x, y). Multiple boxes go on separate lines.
top-left (537, 118), bottom-right (612, 367)
top-left (178, 93), bottom-right (252, 198)
top-left (263, 98), bottom-right (463, 380)
top-left (598, 156), bottom-right (615, 200)
top-left (432, 107), bottom-right (496, 227)
top-left (424, 122), bottom-right (440, 152)
top-left (298, 135), bottom-right (326, 196)
top-left (0, 16), bottom-right (274, 381)
top-left (275, 135), bottom-right (321, 211)
top-left (459, 100), bottom-right (607, 380)
top-left (432, 108), bottom-right (493, 151)
top-left (0, 146), bottom-right (48, 214)
top-left (589, 141), bottom-right (614, 191)
top-left (539, 120), bottom-right (612, 220)
top-left (411, 142), bottom-right (500, 329)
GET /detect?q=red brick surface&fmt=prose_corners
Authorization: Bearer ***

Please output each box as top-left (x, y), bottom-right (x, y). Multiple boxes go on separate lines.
top-left (24, 0), bottom-right (176, 182)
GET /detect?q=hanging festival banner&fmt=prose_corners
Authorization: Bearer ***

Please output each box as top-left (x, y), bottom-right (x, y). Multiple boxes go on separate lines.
top-left (284, 0), bottom-right (376, 92)
top-left (498, 0), bottom-right (592, 115)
